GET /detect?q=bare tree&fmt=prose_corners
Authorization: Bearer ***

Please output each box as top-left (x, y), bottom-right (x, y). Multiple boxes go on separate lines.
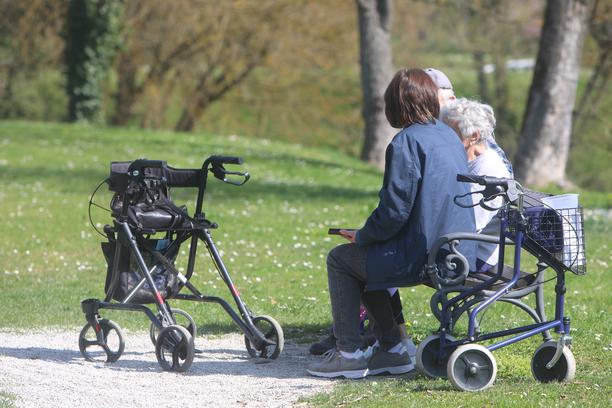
top-left (356, 0), bottom-right (395, 170)
top-left (572, 0), bottom-right (611, 134)
top-left (514, 0), bottom-right (592, 187)
top-left (110, 0), bottom-right (284, 130)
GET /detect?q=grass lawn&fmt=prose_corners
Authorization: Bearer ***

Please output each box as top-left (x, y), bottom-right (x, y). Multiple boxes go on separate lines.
top-left (0, 121), bottom-right (610, 406)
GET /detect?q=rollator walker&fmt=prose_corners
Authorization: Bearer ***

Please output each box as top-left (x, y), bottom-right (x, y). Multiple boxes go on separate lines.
top-left (79, 156), bottom-right (284, 372)
top-left (416, 174), bottom-right (586, 391)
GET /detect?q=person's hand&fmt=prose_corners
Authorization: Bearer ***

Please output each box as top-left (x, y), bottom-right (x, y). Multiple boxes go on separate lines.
top-left (339, 229), bottom-right (356, 243)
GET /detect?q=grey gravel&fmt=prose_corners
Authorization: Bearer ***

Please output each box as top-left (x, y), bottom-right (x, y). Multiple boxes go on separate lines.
top-left (0, 328), bottom-right (334, 408)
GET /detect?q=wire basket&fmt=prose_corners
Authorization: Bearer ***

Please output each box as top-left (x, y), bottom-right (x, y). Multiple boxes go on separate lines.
top-left (507, 206), bottom-right (586, 275)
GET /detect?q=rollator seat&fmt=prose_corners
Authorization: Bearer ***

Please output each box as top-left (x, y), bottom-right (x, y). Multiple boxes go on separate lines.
top-left (127, 204), bottom-right (190, 231)
top-left (465, 265), bottom-right (536, 291)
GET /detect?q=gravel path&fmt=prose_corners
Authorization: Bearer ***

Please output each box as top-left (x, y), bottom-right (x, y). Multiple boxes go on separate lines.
top-left (0, 329), bottom-right (334, 408)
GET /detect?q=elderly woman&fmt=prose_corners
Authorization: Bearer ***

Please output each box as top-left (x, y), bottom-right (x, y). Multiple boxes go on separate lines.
top-left (440, 98), bottom-right (513, 271)
top-left (306, 69), bottom-right (476, 379)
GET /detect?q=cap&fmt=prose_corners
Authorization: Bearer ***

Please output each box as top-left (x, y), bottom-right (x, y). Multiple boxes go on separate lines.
top-left (424, 68), bottom-right (453, 90)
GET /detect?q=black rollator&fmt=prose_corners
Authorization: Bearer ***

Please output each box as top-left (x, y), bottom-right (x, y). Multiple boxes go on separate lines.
top-left (79, 155), bottom-right (284, 372)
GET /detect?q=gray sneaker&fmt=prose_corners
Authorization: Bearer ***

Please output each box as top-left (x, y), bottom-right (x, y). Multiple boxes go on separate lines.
top-left (306, 349), bottom-right (369, 379)
top-left (367, 348), bottom-right (414, 376)
top-left (402, 337), bottom-right (417, 363)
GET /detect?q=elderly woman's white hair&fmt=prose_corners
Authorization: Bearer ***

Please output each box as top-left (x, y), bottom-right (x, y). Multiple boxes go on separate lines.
top-left (440, 98), bottom-right (496, 144)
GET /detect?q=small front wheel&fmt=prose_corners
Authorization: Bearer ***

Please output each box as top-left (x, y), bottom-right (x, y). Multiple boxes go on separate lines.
top-left (149, 308), bottom-right (197, 345)
top-left (531, 341), bottom-right (576, 383)
top-left (415, 334), bottom-right (457, 379)
top-left (155, 325), bottom-right (195, 372)
top-left (447, 344), bottom-right (497, 392)
top-left (244, 315), bottom-right (284, 359)
top-left (78, 319), bottom-right (125, 363)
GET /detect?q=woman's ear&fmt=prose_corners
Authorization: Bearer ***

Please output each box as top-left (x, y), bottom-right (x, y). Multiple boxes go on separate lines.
top-left (469, 131), bottom-right (480, 146)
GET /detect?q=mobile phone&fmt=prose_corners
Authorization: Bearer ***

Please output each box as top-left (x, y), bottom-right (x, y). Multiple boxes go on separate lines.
top-left (328, 228), bottom-right (356, 235)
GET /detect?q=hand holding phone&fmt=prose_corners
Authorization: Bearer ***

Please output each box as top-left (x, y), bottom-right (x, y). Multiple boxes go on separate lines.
top-left (328, 228), bottom-right (355, 235)
top-left (328, 228), bottom-right (356, 243)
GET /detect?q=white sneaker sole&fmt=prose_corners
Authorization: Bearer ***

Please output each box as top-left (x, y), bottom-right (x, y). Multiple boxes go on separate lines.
top-left (306, 368), bottom-right (368, 379)
top-left (368, 362), bottom-right (415, 376)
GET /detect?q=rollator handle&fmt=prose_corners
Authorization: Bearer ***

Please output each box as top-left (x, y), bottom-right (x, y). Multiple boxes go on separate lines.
top-left (128, 159), bottom-right (166, 174)
top-left (456, 174), bottom-right (523, 207)
top-left (457, 174), bottom-right (512, 187)
top-left (209, 155), bottom-right (243, 166)
top-left (204, 155), bottom-right (250, 186)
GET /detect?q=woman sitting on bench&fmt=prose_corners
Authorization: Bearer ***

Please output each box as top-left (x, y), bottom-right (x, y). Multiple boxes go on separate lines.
top-left (440, 98), bottom-right (512, 273)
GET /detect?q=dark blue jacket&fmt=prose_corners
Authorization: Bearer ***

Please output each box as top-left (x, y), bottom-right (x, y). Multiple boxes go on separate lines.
top-left (355, 120), bottom-right (476, 290)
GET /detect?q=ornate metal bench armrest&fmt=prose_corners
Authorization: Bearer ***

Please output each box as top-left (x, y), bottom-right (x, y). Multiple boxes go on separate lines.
top-left (426, 233), bottom-right (501, 288)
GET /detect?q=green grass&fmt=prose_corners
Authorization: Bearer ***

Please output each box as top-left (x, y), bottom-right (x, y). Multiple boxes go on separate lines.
top-left (0, 121), bottom-right (610, 407)
top-left (0, 392), bottom-right (16, 408)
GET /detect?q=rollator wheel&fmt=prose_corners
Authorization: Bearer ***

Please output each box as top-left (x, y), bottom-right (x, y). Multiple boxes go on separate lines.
top-left (415, 334), bottom-right (457, 378)
top-left (244, 315), bottom-right (284, 360)
top-left (78, 319), bottom-right (125, 363)
top-left (155, 325), bottom-right (195, 372)
top-left (531, 341), bottom-right (576, 383)
top-left (149, 308), bottom-right (197, 345)
top-left (447, 344), bottom-right (497, 392)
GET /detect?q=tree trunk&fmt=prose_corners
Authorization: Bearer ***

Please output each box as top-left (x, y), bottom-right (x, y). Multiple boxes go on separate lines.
top-left (492, 52), bottom-right (517, 156)
top-left (473, 51), bottom-right (489, 101)
top-left (174, 106), bottom-right (197, 132)
top-left (356, 0), bottom-right (395, 170)
top-left (111, 56), bottom-right (139, 126)
top-left (572, 0), bottom-right (612, 136)
top-left (514, 0), bottom-right (591, 187)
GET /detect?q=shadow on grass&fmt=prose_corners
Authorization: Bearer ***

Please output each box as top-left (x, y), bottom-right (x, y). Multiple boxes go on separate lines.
top-left (1, 163), bottom-right (375, 202)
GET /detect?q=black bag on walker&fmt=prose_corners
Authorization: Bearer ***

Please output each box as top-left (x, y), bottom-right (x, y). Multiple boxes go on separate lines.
top-left (101, 240), bottom-right (178, 304)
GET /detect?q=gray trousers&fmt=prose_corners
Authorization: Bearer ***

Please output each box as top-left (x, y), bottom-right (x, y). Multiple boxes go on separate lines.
top-left (327, 243), bottom-right (401, 352)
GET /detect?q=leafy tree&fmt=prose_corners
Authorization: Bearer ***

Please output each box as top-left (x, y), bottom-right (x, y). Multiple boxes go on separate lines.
top-left (64, 0), bottom-right (123, 122)
top-left (0, 0), bottom-right (65, 117)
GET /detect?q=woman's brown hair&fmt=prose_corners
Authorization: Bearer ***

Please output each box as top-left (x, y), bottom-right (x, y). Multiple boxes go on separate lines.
top-left (384, 68), bottom-right (440, 128)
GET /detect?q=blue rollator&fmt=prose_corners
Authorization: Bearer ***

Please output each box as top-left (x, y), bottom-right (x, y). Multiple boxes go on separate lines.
top-left (416, 174), bottom-right (586, 391)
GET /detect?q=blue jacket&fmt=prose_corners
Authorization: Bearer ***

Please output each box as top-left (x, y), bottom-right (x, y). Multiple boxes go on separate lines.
top-left (355, 120), bottom-right (477, 290)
